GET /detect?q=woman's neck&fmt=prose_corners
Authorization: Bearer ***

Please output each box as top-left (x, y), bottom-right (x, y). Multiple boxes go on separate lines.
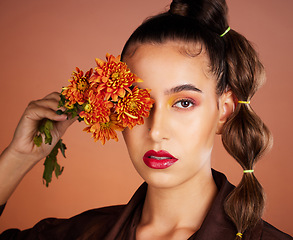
top-left (137, 168), bottom-right (218, 239)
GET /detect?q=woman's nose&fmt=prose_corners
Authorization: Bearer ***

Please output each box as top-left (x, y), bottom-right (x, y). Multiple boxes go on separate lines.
top-left (148, 105), bottom-right (170, 142)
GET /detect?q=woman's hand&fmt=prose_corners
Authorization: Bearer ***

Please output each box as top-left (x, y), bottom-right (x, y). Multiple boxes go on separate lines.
top-left (0, 92), bottom-right (76, 205)
top-left (7, 92), bottom-right (76, 164)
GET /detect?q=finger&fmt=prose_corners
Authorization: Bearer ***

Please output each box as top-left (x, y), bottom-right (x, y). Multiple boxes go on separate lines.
top-left (42, 92), bottom-right (67, 111)
top-left (56, 116), bottom-right (78, 137)
top-left (24, 105), bottom-right (67, 122)
top-left (42, 92), bottom-right (62, 101)
top-left (27, 98), bottom-right (65, 113)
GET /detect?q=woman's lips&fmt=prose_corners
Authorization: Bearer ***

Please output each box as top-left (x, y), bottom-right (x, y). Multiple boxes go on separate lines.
top-left (143, 150), bottom-right (178, 169)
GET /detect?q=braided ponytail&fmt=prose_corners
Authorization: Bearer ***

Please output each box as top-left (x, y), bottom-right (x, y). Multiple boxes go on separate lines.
top-left (122, 0), bottom-right (272, 238)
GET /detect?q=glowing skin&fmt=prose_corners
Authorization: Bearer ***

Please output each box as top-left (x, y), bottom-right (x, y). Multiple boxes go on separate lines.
top-left (123, 42), bottom-right (231, 189)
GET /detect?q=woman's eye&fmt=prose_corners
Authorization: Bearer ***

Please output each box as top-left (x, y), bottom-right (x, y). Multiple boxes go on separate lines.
top-left (173, 99), bottom-right (195, 109)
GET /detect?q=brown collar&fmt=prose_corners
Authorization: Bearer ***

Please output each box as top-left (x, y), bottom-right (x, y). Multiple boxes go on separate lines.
top-left (105, 169), bottom-right (263, 240)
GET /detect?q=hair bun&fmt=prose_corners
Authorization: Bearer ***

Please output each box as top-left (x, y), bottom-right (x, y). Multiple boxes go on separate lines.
top-left (169, 0), bottom-right (189, 16)
top-left (169, 0), bottom-right (229, 34)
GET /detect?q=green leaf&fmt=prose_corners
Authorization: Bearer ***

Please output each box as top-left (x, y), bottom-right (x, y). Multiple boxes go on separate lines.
top-left (42, 139), bottom-right (67, 187)
top-left (58, 94), bottom-right (66, 108)
top-left (33, 94), bottom-right (69, 187)
top-left (43, 154), bottom-right (56, 187)
top-left (44, 133), bottom-right (52, 145)
top-left (54, 161), bottom-right (64, 178)
top-left (44, 119), bottom-right (54, 131)
top-left (56, 109), bottom-right (64, 115)
top-left (33, 134), bottom-right (43, 147)
top-left (71, 111), bottom-right (78, 118)
top-left (59, 139), bottom-right (67, 158)
top-left (38, 124), bottom-right (45, 133)
top-left (43, 119), bottom-right (53, 145)
top-left (64, 105), bottom-right (79, 119)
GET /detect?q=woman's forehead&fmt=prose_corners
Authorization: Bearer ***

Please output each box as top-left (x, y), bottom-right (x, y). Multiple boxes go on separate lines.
top-left (125, 41), bottom-right (215, 84)
top-left (125, 42), bottom-right (217, 96)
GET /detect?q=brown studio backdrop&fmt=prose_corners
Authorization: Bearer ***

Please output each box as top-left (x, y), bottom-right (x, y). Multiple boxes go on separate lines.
top-left (0, 0), bottom-right (292, 235)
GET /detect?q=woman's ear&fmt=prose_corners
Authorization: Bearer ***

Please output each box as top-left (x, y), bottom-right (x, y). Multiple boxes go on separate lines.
top-left (216, 90), bottom-right (235, 134)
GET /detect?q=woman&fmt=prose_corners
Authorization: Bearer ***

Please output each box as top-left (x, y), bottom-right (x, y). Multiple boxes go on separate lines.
top-left (0, 0), bottom-right (292, 239)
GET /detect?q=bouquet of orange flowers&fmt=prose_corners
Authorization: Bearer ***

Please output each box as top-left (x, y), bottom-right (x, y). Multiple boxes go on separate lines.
top-left (34, 54), bottom-right (154, 186)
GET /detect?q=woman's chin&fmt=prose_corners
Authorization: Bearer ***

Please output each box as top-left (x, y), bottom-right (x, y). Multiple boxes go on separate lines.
top-left (140, 171), bottom-right (183, 190)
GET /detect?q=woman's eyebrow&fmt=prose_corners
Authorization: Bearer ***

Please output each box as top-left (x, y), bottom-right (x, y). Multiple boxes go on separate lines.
top-left (165, 84), bottom-right (203, 95)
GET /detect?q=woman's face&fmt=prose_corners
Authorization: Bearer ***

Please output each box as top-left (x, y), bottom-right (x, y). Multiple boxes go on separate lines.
top-left (123, 42), bottom-right (229, 188)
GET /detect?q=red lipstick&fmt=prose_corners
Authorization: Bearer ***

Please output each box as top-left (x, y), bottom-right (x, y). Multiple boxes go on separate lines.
top-left (143, 150), bottom-right (178, 169)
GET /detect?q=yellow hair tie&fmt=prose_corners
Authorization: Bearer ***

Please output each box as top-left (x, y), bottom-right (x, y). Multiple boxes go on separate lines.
top-left (236, 232), bottom-right (243, 238)
top-left (243, 169), bottom-right (254, 173)
top-left (220, 26), bottom-right (231, 37)
top-left (238, 100), bottom-right (250, 104)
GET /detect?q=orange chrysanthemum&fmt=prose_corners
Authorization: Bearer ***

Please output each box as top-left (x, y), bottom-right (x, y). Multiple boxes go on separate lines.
top-left (62, 67), bottom-right (93, 106)
top-left (83, 114), bottom-right (125, 145)
top-left (79, 90), bottom-right (113, 125)
top-left (89, 54), bottom-right (142, 102)
top-left (59, 55), bottom-right (154, 144)
top-left (116, 86), bottom-right (154, 129)
top-left (38, 54), bottom-right (156, 187)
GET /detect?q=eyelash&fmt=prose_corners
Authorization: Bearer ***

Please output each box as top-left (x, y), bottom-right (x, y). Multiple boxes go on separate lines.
top-left (172, 98), bottom-right (196, 109)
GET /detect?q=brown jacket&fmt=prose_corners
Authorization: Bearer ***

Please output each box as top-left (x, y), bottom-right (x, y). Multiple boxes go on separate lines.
top-left (0, 170), bottom-right (292, 240)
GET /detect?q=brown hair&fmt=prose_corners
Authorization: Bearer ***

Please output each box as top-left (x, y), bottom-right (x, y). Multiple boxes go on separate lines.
top-left (121, 0), bottom-right (272, 238)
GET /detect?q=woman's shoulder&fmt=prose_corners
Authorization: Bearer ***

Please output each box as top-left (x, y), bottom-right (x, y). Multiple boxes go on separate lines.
top-left (0, 205), bottom-right (126, 240)
top-left (71, 204), bottom-right (125, 221)
top-left (261, 220), bottom-right (293, 240)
